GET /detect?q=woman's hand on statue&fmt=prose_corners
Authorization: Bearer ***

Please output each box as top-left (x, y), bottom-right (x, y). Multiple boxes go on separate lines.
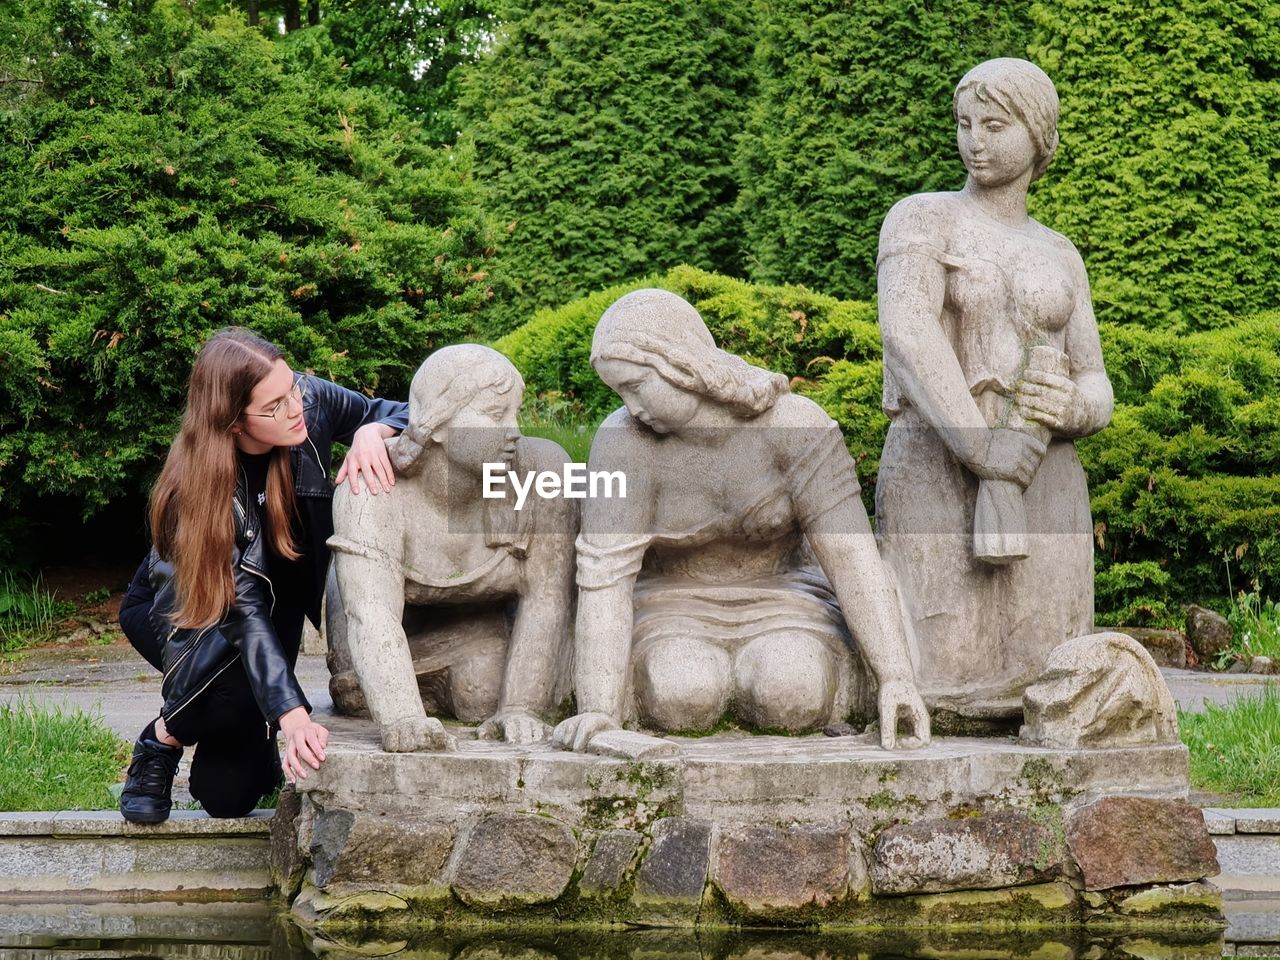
top-left (337, 422), bottom-right (398, 495)
top-left (278, 706), bottom-right (330, 783)
top-left (1017, 369), bottom-right (1081, 435)
top-left (966, 429), bottom-right (1046, 487)
top-left (477, 709), bottom-right (551, 745)
top-left (876, 679), bottom-right (931, 750)
top-left (551, 712), bottom-right (618, 753)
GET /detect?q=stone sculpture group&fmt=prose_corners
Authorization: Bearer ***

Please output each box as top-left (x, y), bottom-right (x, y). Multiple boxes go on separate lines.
top-left (282, 58), bottom-right (1216, 938)
top-left (328, 57), bottom-right (1174, 755)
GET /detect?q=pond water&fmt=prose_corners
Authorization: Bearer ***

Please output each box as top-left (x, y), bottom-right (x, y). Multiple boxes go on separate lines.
top-left (0, 900), bottom-right (1274, 960)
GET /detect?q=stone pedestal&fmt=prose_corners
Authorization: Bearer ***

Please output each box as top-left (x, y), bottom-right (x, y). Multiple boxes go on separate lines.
top-left (277, 716), bottom-right (1223, 935)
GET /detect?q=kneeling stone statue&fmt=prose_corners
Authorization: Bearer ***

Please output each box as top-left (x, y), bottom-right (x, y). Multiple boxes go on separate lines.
top-left (328, 344), bottom-right (576, 752)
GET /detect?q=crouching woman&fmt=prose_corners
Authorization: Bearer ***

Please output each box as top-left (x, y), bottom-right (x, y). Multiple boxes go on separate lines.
top-left (118, 328), bottom-right (407, 822)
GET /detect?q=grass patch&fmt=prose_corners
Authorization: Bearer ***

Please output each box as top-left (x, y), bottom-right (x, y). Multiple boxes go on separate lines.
top-left (0, 571), bottom-right (76, 653)
top-left (1180, 686), bottom-right (1280, 806)
top-left (1221, 588), bottom-right (1280, 667)
top-left (519, 394), bottom-right (599, 464)
top-left (0, 698), bottom-right (130, 811)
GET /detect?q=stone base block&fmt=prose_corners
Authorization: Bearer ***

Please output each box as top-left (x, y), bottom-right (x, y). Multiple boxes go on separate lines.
top-left (281, 721), bottom-right (1221, 933)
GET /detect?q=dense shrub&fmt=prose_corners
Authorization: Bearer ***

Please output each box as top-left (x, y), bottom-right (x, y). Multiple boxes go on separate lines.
top-left (1028, 0), bottom-right (1280, 330)
top-left (458, 0), bottom-right (754, 334)
top-left (736, 0), bottom-right (1032, 302)
top-left (1081, 314), bottom-right (1280, 614)
top-left (0, 0), bottom-right (499, 559)
top-left (498, 269), bottom-right (1280, 616)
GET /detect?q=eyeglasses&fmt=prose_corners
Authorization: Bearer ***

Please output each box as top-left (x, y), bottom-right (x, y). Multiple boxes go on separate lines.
top-left (244, 374), bottom-right (308, 422)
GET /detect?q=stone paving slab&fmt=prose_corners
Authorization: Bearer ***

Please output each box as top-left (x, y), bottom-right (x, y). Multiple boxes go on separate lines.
top-left (1224, 898), bottom-right (1280, 946)
top-left (1203, 809), bottom-right (1280, 835)
top-left (1161, 668), bottom-right (1279, 714)
top-left (1215, 835), bottom-right (1280, 894)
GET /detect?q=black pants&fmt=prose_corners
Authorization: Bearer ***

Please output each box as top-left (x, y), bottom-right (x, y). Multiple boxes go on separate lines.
top-left (120, 564), bottom-right (306, 818)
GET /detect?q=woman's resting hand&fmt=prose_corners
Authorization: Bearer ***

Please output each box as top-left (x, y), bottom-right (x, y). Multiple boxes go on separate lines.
top-left (551, 711), bottom-right (618, 753)
top-left (876, 679), bottom-right (931, 750)
top-left (1017, 369), bottom-right (1081, 434)
top-left (279, 706), bottom-right (330, 783)
top-left (964, 428), bottom-right (1046, 487)
top-left (337, 422), bottom-right (399, 495)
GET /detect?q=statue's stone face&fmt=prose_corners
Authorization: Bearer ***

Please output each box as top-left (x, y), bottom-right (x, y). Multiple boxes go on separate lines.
top-left (594, 357), bottom-right (699, 434)
top-left (435, 387), bottom-right (522, 474)
top-left (954, 88), bottom-right (1037, 189)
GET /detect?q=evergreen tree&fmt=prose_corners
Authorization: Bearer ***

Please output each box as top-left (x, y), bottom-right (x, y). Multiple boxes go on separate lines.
top-left (458, 0), bottom-right (755, 333)
top-left (0, 0), bottom-right (498, 559)
top-left (318, 0), bottom-right (499, 145)
top-left (1028, 0), bottom-right (1280, 330)
top-left (736, 0), bottom-right (1033, 301)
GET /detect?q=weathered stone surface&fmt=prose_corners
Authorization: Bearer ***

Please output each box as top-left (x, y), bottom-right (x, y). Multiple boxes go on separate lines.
top-left (910, 880), bottom-right (1078, 923)
top-left (587, 729), bottom-right (681, 760)
top-left (451, 814), bottom-right (576, 908)
top-left (0, 836), bottom-right (270, 895)
top-left (1214, 835), bottom-right (1280, 893)
top-left (714, 824), bottom-right (849, 916)
top-left (871, 810), bottom-right (1066, 895)
top-left (1230, 809), bottom-right (1280, 834)
top-left (1186, 605), bottom-right (1232, 660)
top-left (309, 807), bottom-right (354, 887)
top-left (270, 785), bottom-right (304, 897)
top-left (1249, 655), bottom-right (1275, 675)
top-left (1117, 880), bottom-right (1222, 915)
top-left (1067, 797), bottom-right (1219, 891)
top-left (634, 817), bottom-right (712, 904)
top-left (579, 829), bottom-right (642, 897)
top-left (1021, 633), bottom-right (1180, 749)
top-left (310, 809), bottom-right (453, 888)
top-left (1114, 627), bottom-right (1188, 669)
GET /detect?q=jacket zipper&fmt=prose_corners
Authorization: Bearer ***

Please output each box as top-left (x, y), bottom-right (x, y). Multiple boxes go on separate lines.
top-left (241, 560), bottom-right (277, 615)
top-left (162, 624), bottom-right (213, 684)
top-left (166, 656), bottom-right (239, 721)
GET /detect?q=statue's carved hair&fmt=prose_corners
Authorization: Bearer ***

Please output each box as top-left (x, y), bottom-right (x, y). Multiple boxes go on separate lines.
top-left (954, 58), bottom-right (1060, 182)
top-left (390, 344), bottom-right (524, 476)
top-left (591, 289), bottom-right (788, 419)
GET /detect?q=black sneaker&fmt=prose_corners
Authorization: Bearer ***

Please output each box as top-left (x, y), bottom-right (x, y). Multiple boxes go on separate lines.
top-left (119, 734), bottom-right (182, 824)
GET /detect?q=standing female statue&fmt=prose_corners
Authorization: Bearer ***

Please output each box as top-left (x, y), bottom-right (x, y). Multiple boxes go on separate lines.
top-left (552, 289), bottom-right (930, 752)
top-left (875, 58), bottom-right (1114, 719)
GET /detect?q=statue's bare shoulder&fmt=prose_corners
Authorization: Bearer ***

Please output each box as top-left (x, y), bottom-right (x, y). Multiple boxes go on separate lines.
top-left (879, 191), bottom-right (961, 247)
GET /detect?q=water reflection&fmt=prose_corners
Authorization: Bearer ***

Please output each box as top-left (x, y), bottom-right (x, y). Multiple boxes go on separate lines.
top-left (0, 905), bottom-right (1240, 960)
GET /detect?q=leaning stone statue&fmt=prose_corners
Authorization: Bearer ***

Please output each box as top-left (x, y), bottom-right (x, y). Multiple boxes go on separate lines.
top-left (874, 58), bottom-right (1114, 720)
top-left (328, 345), bottom-right (576, 751)
top-left (551, 289), bottom-right (930, 753)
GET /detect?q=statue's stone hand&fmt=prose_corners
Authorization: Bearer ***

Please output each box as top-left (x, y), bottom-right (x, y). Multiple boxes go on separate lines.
top-left (477, 709), bottom-right (551, 745)
top-left (1017, 368), bottom-right (1083, 435)
top-left (877, 679), bottom-right (931, 750)
top-left (551, 711), bottom-right (618, 753)
top-left (965, 428), bottom-right (1045, 488)
top-left (380, 716), bottom-right (457, 753)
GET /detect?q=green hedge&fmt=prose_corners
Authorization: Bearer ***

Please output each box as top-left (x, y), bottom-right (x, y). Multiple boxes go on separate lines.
top-left (0, 0), bottom-right (499, 559)
top-left (497, 267), bottom-right (1280, 617)
top-left (457, 0), bottom-right (754, 334)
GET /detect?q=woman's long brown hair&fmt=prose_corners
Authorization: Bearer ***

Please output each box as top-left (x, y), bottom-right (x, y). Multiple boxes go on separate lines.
top-left (149, 329), bottom-right (300, 628)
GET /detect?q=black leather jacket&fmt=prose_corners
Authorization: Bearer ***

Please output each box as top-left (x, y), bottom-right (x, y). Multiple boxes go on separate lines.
top-left (137, 373), bottom-right (409, 725)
